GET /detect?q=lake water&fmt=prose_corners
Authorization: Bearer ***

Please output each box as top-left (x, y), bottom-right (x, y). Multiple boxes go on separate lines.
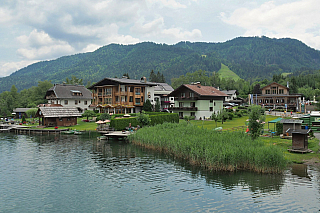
top-left (0, 133), bottom-right (319, 212)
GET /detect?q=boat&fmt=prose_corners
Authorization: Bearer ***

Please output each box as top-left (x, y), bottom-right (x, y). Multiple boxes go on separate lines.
top-left (61, 130), bottom-right (75, 134)
top-left (97, 135), bottom-right (108, 140)
top-left (73, 130), bottom-right (84, 135)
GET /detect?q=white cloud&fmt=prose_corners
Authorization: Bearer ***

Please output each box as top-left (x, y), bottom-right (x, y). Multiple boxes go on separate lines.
top-left (221, 0), bottom-right (320, 49)
top-left (0, 60), bottom-right (37, 77)
top-left (16, 29), bottom-right (74, 60)
top-left (146, 0), bottom-right (187, 9)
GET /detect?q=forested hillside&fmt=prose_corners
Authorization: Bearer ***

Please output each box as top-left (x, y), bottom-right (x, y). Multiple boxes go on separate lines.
top-left (1, 36), bottom-right (320, 93)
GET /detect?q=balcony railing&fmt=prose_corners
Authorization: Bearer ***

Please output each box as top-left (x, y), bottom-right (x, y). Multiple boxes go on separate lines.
top-left (169, 107), bottom-right (198, 111)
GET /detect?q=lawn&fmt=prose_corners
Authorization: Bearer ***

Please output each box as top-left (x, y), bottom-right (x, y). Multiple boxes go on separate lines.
top-left (217, 63), bottom-right (241, 81)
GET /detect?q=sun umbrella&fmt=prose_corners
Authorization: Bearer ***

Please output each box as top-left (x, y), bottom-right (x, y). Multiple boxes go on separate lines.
top-left (95, 120), bottom-right (106, 124)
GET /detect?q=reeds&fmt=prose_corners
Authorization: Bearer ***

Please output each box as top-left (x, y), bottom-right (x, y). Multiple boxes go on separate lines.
top-left (128, 122), bottom-right (287, 173)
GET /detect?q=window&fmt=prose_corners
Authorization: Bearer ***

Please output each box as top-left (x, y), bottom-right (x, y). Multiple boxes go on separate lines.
top-left (135, 88), bottom-right (141, 95)
top-left (265, 89), bottom-right (270, 94)
top-left (130, 87), bottom-right (134, 92)
top-left (179, 112), bottom-right (183, 118)
top-left (129, 96), bottom-right (133, 102)
top-left (115, 96), bottom-right (119, 102)
top-left (181, 93), bottom-right (185, 98)
top-left (191, 112), bottom-right (195, 117)
top-left (190, 102), bottom-right (195, 107)
top-left (210, 100), bottom-right (213, 103)
top-left (179, 102), bottom-right (184, 107)
top-left (75, 100), bottom-right (78, 105)
top-left (125, 96), bottom-right (127, 102)
top-left (279, 89), bottom-right (284, 94)
top-left (64, 100), bottom-right (68, 105)
top-left (135, 98), bottom-right (141, 105)
top-left (84, 101), bottom-right (87, 105)
top-left (189, 92), bottom-right (194, 98)
top-left (210, 107), bottom-right (213, 111)
top-left (104, 88), bottom-right (112, 95)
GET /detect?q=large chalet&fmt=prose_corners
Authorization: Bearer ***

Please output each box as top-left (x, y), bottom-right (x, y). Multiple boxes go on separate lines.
top-left (88, 77), bottom-right (158, 114)
top-left (249, 82), bottom-right (302, 111)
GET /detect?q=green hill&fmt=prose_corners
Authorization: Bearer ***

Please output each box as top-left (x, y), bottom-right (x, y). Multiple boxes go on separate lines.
top-left (217, 63), bottom-right (241, 81)
top-left (1, 36), bottom-right (320, 93)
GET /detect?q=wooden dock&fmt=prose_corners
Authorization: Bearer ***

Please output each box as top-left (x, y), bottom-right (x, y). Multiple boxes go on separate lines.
top-left (104, 131), bottom-right (133, 139)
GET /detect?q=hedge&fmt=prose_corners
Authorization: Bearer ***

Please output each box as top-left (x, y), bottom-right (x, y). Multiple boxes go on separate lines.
top-left (110, 113), bottom-right (179, 130)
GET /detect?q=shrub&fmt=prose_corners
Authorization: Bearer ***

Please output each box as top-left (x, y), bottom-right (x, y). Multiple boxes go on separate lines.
top-left (275, 122), bottom-right (283, 136)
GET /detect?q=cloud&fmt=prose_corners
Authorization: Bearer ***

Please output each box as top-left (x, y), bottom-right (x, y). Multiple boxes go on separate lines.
top-left (221, 0), bottom-right (320, 49)
top-left (0, 60), bottom-right (37, 77)
top-left (146, 0), bottom-right (187, 9)
top-left (16, 29), bottom-right (74, 60)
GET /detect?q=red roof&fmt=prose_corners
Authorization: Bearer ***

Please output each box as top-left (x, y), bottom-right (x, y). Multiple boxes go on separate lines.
top-left (184, 84), bottom-right (228, 97)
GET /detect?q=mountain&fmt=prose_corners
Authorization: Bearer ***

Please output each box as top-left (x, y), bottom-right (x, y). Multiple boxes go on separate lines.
top-left (1, 36), bottom-right (320, 93)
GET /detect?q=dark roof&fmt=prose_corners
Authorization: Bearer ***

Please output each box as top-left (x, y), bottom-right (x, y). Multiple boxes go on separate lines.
top-left (38, 107), bottom-right (82, 118)
top-left (46, 84), bottom-right (92, 99)
top-left (286, 128), bottom-right (311, 134)
top-left (154, 83), bottom-right (174, 92)
top-left (88, 77), bottom-right (157, 89)
top-left (280, 119), bottom-right (303, 124)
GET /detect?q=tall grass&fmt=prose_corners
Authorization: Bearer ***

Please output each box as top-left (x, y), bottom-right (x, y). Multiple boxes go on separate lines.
top-left (128, 122), bottom-right (287, 173)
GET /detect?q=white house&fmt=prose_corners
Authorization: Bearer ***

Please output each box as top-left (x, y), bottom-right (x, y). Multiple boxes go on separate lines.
top-left (45, 84), bottom-right (92, 112)
top-left (154, 83), bottom-right (174, 111)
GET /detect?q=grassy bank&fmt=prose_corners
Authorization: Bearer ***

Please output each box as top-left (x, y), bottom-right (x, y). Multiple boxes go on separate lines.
top-left (128, 122), bottom-right (287, 173)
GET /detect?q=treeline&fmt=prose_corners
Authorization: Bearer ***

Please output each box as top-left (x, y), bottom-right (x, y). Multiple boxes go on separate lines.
top-left (1, 36), bottom-right (320, 93)
top-left (0, 81), bottom-right (53, 116)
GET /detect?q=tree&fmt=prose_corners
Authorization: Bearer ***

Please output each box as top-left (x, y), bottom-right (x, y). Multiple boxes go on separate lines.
top-left (82, 110), bottom-right (96, 120)
top-left (99, 113), bottom-right (111, 121)
top-left (66, 75), bottom-right (83, 85)
top-left (155, 99), bottom-right (160, 112)
top-left (218, 109), bottom-right (229, 124)
top-left (26, 108), bottom-right (38, 120)
top-left (248, 105), bottom-right (265, 140)
top-left (136, 110), bottom-right (151, 126)
top-left (211, 112), bottom-right (219, 127)
top-left (142, 99), bottom-right (153, 112)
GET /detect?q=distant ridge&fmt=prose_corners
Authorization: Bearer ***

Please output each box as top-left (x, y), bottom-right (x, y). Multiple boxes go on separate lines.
top-left (1, 36), bottom-right (320, 93)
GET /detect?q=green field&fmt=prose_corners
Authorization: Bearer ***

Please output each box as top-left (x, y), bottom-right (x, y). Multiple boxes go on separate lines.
top-left (217, 63), bottom-right (241, 81)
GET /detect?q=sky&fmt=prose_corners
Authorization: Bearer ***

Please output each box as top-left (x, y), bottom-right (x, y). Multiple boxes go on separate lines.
top-left (1, 0), bottom-right (320, 78)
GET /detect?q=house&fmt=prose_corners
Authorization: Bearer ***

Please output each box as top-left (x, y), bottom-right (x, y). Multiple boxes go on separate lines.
top-left (88, 77), bottom-right (158, 114)
top-left (280, 119), bottom-right (303, 136)
top-left (249, 82), bottom-right (302, 111)
top-left (45, 84), bottom-right (92, 112)
top-left (154, 83), bottom-right (174, 111)
top-left (12, 108), bottom-right (37, 119)
top-left (36, 107), bottom-right (82, 127)
top-left (221, 90), bottom-right (237, 102)
top-left (168, 83), bottom-right (228, 119)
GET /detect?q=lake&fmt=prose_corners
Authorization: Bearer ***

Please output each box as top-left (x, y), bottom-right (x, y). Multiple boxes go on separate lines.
top-left (0, 133), bottom-right (319, 212)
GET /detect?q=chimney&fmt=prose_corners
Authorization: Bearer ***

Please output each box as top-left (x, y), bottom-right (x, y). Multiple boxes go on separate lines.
top-left (140, 77), bottom-right (147, 83)
top-left (287, 81), bottom-right (289, 88)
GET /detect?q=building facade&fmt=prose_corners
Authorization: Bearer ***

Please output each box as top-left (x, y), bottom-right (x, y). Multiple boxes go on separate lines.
top-left (88, 77), bottom-right (157, 114)
top-left (249, 82), bottom-right (302, 111)
top-left (153, 83), bottom-right (174, 111)
top-left (169, 83), bottom-right (228, 119)
top-left (45, 84), bottom-right (92, 112)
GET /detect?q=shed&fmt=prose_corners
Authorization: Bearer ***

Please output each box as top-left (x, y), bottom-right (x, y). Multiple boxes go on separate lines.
top-left (280, 119), bottom-right (303, 136)
top-left (286, 128), bottom-right (312, 153)
top-left (36, 107), bottom-right (82, 127)
top-left (13, 108), bottom-right (37, 119)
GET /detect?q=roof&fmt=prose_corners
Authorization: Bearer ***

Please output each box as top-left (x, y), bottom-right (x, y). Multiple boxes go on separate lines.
top-left (261, 82), bottom-right (289, 90)
top-left (286, 128), bottom-right (311, 134)
top-left (13, 108), bottom-right (36, 113)
top-left (280, 119), bottom-right (303, 124)
top-left (154, 83), bottom-right (174, 92)
top-left (88, 77), bottom-right (158, 89)
top-left (46, 84), bottom-right (92, 99)
top-left (172, 84), bottom-right (228, 97)
top-left (268, 117), bottom-right (283, 123)
top-left (38, 107), bottom-right (82, 118)
top-left (310, 111), bottom-right (320, 116)
top-left (220, 90), bottom-right (236, 95)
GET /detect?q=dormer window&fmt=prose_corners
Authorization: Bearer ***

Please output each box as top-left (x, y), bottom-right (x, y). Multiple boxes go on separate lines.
top-left (71, 90), bottom-right (83, 96)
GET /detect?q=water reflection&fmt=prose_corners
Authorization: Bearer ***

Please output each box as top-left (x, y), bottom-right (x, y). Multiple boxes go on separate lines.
top-left (1, 133), bottom-right (319, 212)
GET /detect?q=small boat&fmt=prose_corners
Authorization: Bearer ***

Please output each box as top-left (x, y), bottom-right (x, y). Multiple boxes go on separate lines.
top-left (97, 135), bottom-right (108, 140)
top-left (73, 130), bottom-right (84, 135)
top-left (61, 130), bottom-right (75, 134)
